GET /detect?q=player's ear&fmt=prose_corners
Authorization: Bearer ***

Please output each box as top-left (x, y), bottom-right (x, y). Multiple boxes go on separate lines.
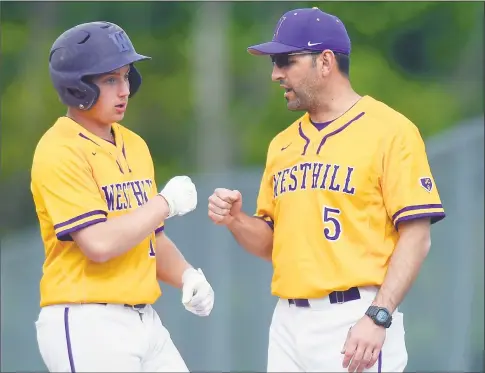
top-left (320, 50), bottom-right (334, 77)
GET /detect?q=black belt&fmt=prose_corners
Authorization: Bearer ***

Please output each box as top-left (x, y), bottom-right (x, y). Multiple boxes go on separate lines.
top-left (288, 287), bottom-right (360, 307)
top-left (97, 303), bottom-right (147, 309)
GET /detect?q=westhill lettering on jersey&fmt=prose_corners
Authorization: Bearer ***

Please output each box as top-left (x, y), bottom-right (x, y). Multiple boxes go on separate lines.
top-left (216, 7), bottom-right (450, 372)
top-left (273, 162), bottom-right (356, 198)
top-left (32, 21), bottom-right (213, 372)
top-left (101, 179), bottom-right (154, 211)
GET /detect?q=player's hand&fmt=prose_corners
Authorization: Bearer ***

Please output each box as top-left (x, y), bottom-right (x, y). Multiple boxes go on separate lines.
top-left (341, 315), bottom-right (386, 373)
top-left (208, 188), bottom-right (242, 225)
top-left (159, 176), bottom-right (197, 218)
top-left (181, 268), bottom-right (214, 317)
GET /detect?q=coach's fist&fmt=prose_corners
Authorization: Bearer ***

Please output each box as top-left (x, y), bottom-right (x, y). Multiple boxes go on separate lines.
top-left (159, 176), bottom-right (197, 218)
top-left (208, 188), bottom-right (242, 225)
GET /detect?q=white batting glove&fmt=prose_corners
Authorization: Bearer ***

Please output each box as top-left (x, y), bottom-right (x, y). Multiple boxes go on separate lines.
top-left (159, 176), bottom-right (197, 218)
top-left (181, 268), bottom-right (214, 317)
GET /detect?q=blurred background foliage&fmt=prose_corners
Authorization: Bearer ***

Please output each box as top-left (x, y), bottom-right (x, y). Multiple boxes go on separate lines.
top-left (1, 3), bottom-right (484, 372)
top-left (1, 1), bottom-right (483, 234)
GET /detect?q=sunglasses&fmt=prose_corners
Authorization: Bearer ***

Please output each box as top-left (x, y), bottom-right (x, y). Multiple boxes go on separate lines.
top-left (270, 51), bottom-right (322, 68)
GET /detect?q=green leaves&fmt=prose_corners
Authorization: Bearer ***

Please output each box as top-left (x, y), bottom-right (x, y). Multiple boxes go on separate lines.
top-left (1, 2), bottom-right (482, 183)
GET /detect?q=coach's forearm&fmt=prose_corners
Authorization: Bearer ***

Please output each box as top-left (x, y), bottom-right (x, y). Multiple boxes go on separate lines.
top-left (72, 195), bottom-right (169, 263)
top-left (372, 219), bottom-right (431, 313)
top-left (227, 213), bottom-right (273, 261)
top-left (155, 232), bottom-right (192, 288)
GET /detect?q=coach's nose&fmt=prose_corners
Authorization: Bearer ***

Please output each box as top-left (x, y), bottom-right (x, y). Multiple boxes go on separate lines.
top-left (271, 64), bottom-right (285, 82)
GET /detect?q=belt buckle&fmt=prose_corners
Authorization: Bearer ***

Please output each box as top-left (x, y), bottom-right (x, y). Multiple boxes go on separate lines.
top-left (336, 291), bottom-right (345, 304)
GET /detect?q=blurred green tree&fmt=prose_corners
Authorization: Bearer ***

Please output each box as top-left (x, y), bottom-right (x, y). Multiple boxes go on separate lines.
top-left (0, 1), bottom-right (482, 233)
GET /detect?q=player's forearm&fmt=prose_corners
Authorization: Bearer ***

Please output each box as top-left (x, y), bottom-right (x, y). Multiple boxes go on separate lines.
top-left (227, 213), bottom-right (274, 261)
top-left (73, 196), bottom-right (169, 263)
top-left (155, 232), bottom-right (192, 288)
top-left (372, 219), bottom-right (432, 313)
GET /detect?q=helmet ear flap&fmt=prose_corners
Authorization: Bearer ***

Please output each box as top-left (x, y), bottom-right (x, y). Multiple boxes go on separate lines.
top-left (128, 64), bottom-right (142, 98)
top-left (65, 66), bottom-right (141, 106)
top-left (62, 78), bottom-right (99, 110)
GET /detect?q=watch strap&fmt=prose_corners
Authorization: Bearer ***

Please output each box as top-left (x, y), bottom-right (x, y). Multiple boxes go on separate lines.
top-left (366, 305), bottom-right (392, 328)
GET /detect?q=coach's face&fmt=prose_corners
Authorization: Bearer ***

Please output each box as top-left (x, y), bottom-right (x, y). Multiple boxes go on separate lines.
top-left (271, 50), bottom-right (333, 111)
top-left (87, 65), bottom-right (131, 125)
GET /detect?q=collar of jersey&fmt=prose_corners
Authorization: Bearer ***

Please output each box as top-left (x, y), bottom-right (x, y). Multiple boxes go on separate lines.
top-left (301, 95), bottom-right (370, 137)
top-left (58, 116), bottom-right (125, 153)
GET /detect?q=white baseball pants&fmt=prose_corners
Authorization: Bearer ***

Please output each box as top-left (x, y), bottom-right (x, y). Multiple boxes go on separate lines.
top-left (35, 303), bottom-right (189, 372)
top-left (267, 286), bottom-right (408, 372)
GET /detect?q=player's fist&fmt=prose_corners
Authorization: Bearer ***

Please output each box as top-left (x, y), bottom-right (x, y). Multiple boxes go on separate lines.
top-left (181, 268), bottom-right (214, 317)
top-left (208, 188), bottom-right (242, 225)
top-left (159, 176), bottom-right (197, 218)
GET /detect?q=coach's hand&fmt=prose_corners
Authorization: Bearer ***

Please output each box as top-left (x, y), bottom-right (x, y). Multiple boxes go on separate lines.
top-left (341, 316), bottom-right (386, 373)
top-left (208, 188), bottom-right (242, 225)
top-left (181, 268), bottom-right (214, 317)
top-left (159, 176), bottom-right (197, 218)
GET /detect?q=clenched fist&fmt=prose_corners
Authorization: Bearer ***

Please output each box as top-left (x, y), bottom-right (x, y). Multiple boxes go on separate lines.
top-left (159, 176), bottom-right (197, 218)
top-left (181, 268), bottom-right (214, 317)
top-left (208, 188), bottom-right (242, 225)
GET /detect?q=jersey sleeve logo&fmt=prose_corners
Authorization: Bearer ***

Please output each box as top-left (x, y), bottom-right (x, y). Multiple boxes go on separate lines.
top-left (419, 177), bottom-right (433, 192)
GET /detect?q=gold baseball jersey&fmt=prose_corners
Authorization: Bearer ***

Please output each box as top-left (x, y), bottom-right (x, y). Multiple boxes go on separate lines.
top-left (31, 116), bottom-right (164, 307)
top-left (255, 95), bottom-right (445, 299)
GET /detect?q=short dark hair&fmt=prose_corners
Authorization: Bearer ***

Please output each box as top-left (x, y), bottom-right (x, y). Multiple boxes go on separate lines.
top-left (335, 53), bottom-right (350, 76)
top-left (312, 52), bottom-right (350, 77)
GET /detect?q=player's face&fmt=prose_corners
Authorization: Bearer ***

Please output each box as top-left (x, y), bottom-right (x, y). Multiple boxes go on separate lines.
top-left (271, 52), bottom-right (322, 111)
top-left (84, 65), bottom-right (131, 125)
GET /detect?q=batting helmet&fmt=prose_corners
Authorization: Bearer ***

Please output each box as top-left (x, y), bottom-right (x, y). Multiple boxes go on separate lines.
top-left (49, 21), bottom-right (151, 110)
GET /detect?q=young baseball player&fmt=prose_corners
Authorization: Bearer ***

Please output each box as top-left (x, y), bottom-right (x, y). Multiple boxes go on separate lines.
top-left (208, 7), bottom-right (446, 373)
top-left (31, 22), bottom-right (213, 372)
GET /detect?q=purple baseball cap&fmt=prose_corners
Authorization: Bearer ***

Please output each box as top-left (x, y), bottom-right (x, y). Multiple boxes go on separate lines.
top-left (247, 7), bottom-right (351, 56)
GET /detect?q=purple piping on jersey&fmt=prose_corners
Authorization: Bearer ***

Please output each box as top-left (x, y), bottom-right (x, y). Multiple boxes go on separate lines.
top-left (298, 122), bottom-right (311, 155)
top-left (116, 160), bottom-right (124, 174)
top-left (265, 220), bottom-right (275, 230)
top-left (311, 119), bottom-right (334, 131)
top-left (64, 307), bottom-right (76, 373)
top-left (394, 211), bottom-right (446, 229)
top-left (79, 132), bottom-right (127, 173)
top-left (80, 132), bottom-right (116, 147)
top-left (155, 226), bottom-right (165, 235)
top-left (392, 204), bottom-right (443, 222)
top-left (78, 133), bottom-right (100, 146)
top-left (316, 112), bottom-right (365, 154)
top-left (255, 215), bottom-right (274, 230)
top-left (54, 210), bottom-right (107, 230)
top-left (120, 135), bottom-right (132, 173)
top-left (57, 218), bottom-right (107, 241)
top-left (377, 351), bottom-right (382, 373)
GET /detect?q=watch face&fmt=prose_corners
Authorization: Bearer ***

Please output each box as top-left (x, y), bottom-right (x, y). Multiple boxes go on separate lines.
top-left (376, 310), bottom-right (388, 323)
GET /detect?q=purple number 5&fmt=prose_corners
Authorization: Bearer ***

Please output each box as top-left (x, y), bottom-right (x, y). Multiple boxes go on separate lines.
top-left (322, 206), bottom-right (342, 241)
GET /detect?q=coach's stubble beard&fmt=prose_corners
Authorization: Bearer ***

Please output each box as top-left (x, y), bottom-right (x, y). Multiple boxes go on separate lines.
top-left (286, 87), bottom-right (314, 112)
top-left (286, 93), bottom-right (302, 111)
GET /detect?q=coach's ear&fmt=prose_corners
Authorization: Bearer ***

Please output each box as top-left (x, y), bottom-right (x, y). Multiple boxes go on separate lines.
top-left (319, 50), bottom-right (334, 77)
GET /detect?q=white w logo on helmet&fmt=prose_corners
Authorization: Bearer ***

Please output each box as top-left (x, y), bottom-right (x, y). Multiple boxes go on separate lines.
top-left (108, 31), bottom-right (132, 53)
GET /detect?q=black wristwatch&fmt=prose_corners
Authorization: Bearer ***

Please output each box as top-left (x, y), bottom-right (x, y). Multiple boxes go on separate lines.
top-left (365, 306), bottom-right (392, 328)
